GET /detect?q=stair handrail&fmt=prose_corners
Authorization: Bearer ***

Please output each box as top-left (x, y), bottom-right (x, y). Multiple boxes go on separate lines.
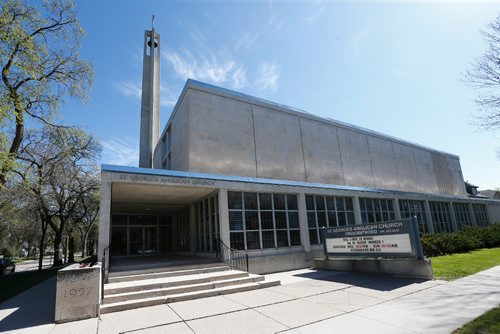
top-left (101, 246), bottom-right (109, 302)
top-left (216, 238), bottom-right (249, 272)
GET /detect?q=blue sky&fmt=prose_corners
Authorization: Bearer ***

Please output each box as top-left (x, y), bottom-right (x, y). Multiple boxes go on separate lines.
top-left (56, 0), bottom-right (500, 189)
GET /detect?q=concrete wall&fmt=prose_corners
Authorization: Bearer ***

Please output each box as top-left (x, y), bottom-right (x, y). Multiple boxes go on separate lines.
top-left (249, 251), bottom-right (311, 274)
top-left (487, 202), bottom-right (500, 224)
top-left (154, 97), bottom-right (190, 170)
top-left (159, 85), bottom-right (466, 196)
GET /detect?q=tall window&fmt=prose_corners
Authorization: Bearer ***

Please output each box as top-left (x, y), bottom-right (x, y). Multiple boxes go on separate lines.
top-left (399, 200), bottom-right (428, 233)
top-left (228, 191), bottom-right (301, 250)
top-left (359, 198), bottom-right (395, 224)
top-left (453, 203), bottom-right (473, 230)
top-left (473, 204), bottom-right (489, 227)
top-left (195, 194), bottom-right (219, 252)
top-left (306, 195), bottom-right (354, 245)
top-left (162, 126), bottom-right (172, 170)
top-left (429, 201), bottom-right (453, 233)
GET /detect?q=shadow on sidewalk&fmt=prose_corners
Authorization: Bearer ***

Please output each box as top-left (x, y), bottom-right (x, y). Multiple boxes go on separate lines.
top-left (0, 276), bottom-right (56, 332)
top-left (293, 269), bottom-right (426, 291)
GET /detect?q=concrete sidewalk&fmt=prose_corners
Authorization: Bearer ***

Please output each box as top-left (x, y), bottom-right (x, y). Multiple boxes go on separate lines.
top-left (1, 266), bottom-right (499, 334)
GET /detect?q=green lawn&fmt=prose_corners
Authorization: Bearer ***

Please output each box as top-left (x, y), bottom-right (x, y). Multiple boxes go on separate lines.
top-left (453, 307), bottom-right (500, 334)
top-left (431, 248), bottom-right (500, 333)
top-left (0, 267), bottom-right (60, 303)
top-left (431, 247), bottom-right (500, 280)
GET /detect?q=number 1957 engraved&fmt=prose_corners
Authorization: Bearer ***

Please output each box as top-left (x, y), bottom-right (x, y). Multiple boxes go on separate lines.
top-left (64, 287), bottom-right (93, 298)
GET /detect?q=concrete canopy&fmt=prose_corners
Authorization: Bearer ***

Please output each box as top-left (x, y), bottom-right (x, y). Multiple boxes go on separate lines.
top-left (111, 182), bottom-right (215, 214)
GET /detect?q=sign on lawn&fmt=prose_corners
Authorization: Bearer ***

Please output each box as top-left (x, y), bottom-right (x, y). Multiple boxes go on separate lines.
top-left (322, 218), bottom-right (424, 259)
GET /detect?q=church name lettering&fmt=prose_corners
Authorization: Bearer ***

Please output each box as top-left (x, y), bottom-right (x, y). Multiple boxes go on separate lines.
top-left (118, 174), bottom-right (216, 187)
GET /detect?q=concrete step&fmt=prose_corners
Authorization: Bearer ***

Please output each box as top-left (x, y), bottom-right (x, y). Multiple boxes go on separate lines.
top-left (108, 265), bottom-right (230, 283)
top-left (105, 270), bottom-right (250, 295)
top-left (100, 280), bottom-right (281, 314)
top-left (108, 262), bottom-right (225, 279)
top-left (103, 274), bottom-right (265, 304)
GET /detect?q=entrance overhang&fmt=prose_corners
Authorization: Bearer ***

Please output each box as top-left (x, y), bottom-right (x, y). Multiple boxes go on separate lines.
top-left (112, 182), bottom-right (215, 214)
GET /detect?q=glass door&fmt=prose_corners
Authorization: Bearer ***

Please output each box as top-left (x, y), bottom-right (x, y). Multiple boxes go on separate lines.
top-left (129, 227), bottom-right (143, 255)
top-left (144, 226), bottom-right (158, 255)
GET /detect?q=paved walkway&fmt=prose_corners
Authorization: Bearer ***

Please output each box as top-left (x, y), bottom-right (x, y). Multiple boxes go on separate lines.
top-left (1, 266), bottom-right (499, 334)
top-left (14, 258), bottom-right (53, 273)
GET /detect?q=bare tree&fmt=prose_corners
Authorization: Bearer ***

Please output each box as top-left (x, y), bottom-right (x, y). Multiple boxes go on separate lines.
top-left (14, 126), bottom-right (101, 267)
top-left (0, 0), bottom-right (93, 186)
top-left (464, 14), bottom-right (500, 132)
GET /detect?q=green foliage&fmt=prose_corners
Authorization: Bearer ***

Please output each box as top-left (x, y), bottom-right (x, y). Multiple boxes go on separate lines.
top-left (453, 306), bottom-right (500, 334)
top-left (1, 247), bottom-right (13, 258)
top-left (431, 248), bottom-right (500, 280)
top-left (0, 0), bottom-right (93, 185)
top-left (421, 224), bottom-right (500, 257)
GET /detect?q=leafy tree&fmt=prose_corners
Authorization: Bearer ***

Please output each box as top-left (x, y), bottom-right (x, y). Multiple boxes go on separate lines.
top-left (0, 0), bottom-right (93, 186)
top-left (14, 126), bottom-right (100, 267)
top-left (72, 189), bottom-right (99, 258)
top-left (464, 14), bottom-right (500, 132)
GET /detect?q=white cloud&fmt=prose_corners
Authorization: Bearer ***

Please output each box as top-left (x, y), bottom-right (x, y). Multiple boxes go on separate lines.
top-left (162, 48), bottom-right (247, 89)
top-left (102, 137), bottom-right (139, 166)
top-left (234, 33), bottom-right (259, 51)
top-left (232, 66), bottom-right (248, 89)
top-left (255, 62), bottom-right (280, 92)
top-left (160, 84), bottom-right (178, 107)
top-left (113, 80), bottom-right (177, 107)
top-left (302, 2), bottom-right (327, 25)
top-left (352, 30), bottom-right (369, 56)
top-left (266, 1), bottom-right (285, 33)
top-left (113, 81), bottom-right (142, 99)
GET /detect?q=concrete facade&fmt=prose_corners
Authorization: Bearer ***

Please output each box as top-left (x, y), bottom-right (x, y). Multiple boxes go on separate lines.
top-left (155, 80), bottom-right (466, 197)
top-left (98, 165), bottom-right (500, 274)
top-left (99, 50), bottom-right (499, 278)
top-left (139, 29), bottom-right (160, 168)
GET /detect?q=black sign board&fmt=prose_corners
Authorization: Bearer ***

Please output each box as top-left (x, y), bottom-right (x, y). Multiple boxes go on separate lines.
top-left (322, 217), bottom-right (424, 259)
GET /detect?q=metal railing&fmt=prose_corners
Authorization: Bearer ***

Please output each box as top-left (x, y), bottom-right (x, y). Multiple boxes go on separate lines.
top-left (101, 246), bottom-right (109, 302)
top-left (215, 238), bottom-right (249, 272)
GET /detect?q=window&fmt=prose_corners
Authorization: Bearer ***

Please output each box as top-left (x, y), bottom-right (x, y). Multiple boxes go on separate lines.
top-left (399, 200), bottom-right (428, 233)
top-left (195, 194), bottom-right (219, 252)
top-left (162, 126), bottom-right (172, 170)
top-left (306, 195), bottom-right (355, 245)
top-left (453, 203), bottom-right (473, 230)
top-left (359, 198), bottom-right (395, 224)
top-left (429, 201), bottom-right (453, 233)
top-left (228, 191), bottom-right (301, 250)
top-left (473, 204), bottom-right (489, 227)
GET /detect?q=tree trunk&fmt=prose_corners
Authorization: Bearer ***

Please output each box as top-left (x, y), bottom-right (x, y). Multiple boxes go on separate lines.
top-left (38, 221), bottom-right (48, 271)
top-left (53, 231), bottom-right (63, 266)
top-left (68, 235), bottom-right (75, 263)
top-left (82, 232), bottom-right (88, 258)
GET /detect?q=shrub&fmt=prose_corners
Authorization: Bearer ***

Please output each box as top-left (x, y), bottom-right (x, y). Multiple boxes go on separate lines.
top-left (0, 247), bottom-right (13, 259)
top-left (421, 224), bottom-right (500, 257)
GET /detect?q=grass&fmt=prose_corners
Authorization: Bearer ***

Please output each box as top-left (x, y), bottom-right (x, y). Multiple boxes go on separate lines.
top-left (430, 247), bottom-right (500, 280)
top-left (0, 267), bottom-right (61, 304)
top-left (432, 248), bottom-right (500, 333)
top-left (11, 257), bottom-right (38, 264)
top-left (453, 307), bottom-right (500, 334)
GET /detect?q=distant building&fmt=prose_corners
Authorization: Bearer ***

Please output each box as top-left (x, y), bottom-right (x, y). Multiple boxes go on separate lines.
top-left (98, 29), bottom-right (500, 275)
top-left (465, 181), bottom-right (479, 196)
top-left (479, 189), bottom-right (500, 200)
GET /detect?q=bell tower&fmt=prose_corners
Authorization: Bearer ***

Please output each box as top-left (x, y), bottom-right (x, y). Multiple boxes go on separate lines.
top-left (139, 16), bottom-right (160, 168)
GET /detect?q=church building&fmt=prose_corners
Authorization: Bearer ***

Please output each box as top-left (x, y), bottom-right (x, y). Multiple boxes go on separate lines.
top-left (98, 29), bottom-right (500, 277)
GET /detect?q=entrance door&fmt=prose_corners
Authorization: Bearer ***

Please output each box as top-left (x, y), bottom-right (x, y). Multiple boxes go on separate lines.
top-left (144, 226), bottom-right (157, 255)
top-left (128, 226), bottom-right (158, 256)
top-left (129, 227), bottom-right (143, 255)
